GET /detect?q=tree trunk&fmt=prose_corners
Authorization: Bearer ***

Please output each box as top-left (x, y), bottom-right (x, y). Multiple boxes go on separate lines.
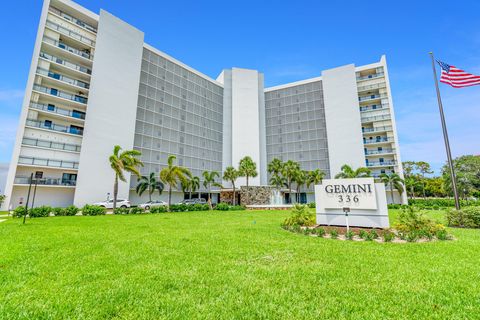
top-left (246, 175), bottom-right (249, 187)
top-left (232, 182), bottom-right (236, 206)
top-left (208, 186), bottom-right (212, 210)
top-left (189, 191), bottom-right (192, 199)
top-left (168, 185), bottom-right (172, 210)
top-left (390, 182), bottom-right (395, 204)
top-left (149, 190), bottom-right (152, 202)
top-left (113, 175), bottom-right (118, 213)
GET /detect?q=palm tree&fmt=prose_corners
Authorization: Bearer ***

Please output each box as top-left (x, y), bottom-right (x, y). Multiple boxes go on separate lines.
top-left (268, 158), bottom-right (284, 189)
top-left (380, 172), bottom-right (405, 204)
top-left (136, 172), bottom-right (164, 202)
top-left (238, 156), bottom-right (258, 187)
top-left (203, 171), bottom-right (222, 209)
top-left (223, 166), bottom-right (239, 205)
top-left (293, 170), bottom-right (308, 203)
top-left (181, 180), bottom-right (190, 200)
top-left (405, 175), bottom-right (421, 199)
top-left (109, 145), bottom-right (143, 212)
top-left (159, 155), bottom-right (192, 208)
top-left (270, 174), bottom-right (285, 190)
top-left (282, 160), bottom-right (300, 203)
top-left (190, 176), bottom-right (200, 199)
top-left (306, 169), bottom-right (325, 189)
top-left (417, 161), bottom-right (433, 199)
top-left (335, 164), bottom-right (371, 179)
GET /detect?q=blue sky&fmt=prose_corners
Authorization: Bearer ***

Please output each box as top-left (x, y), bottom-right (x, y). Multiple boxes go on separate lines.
top-left (1, 0), bottom-right (480, 191)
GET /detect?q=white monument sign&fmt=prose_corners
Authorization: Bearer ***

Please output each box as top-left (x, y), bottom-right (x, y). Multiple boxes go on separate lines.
top-left (315, 178), bottom-right (389, 228)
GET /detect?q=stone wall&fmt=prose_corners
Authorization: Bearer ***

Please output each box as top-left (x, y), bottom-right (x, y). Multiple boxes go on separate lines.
top-left (240, 186), bottom-right (276, 205)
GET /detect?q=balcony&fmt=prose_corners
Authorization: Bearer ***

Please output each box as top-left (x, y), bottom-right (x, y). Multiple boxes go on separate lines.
top-left (361, 114), bottom-right (391, 123)
top-left (365, 149), bottom-right (395, 156)
top-left (366, 160), bottom-right (397, 167)
top-left (40, 51), bottom-right (91, 75)
top-left (22, 137), bottom-right (81, 152)
top-left (42, 36), bottom-right (92, 60)
top-left (364, 137), bottom-right (391, 145)
top-left (358, 93), bottom-right (387, 102)
top-left (32, 84), bottom-right (88, 105)
top-left (49, 6), bottom-right (97, 33)
top-left (362, 126), bottom-right (393, 134)
top-left (36, 67), bottom-right (89, 90)
top-left (14, 176), bottom-right (76, 187)
top-left (356, 73), bottom-right (385, 81)
top-left (26, 119), bottom-right (84, 136)
top-left (29, 102), bottom-right (86, 120)
top-left (45, 20), bottom-right (95, 47)
top-left (18, 156), bottom-right (79, 169)
top-left (357, 82), bottom-right (387, 93)
top-left (360, 103), bottom-right (387, 112)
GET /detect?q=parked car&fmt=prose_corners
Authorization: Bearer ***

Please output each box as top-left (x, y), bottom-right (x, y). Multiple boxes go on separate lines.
top-left (178, 198), bottom-right (207, 205)
top-left (93, 199), bottom-right (131, 209)
top-left (138, 200), bottom-right (168, 210)
top-left (178, 199), bottom-right (195, 205)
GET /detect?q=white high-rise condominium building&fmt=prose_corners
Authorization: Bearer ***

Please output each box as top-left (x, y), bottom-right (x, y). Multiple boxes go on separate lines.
top-left (2, 0), bottom-right (407, 210)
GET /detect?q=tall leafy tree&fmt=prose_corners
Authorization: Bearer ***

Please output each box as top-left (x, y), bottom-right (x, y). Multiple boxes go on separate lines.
top-left (442, 155), bottom-right (480, 199)
top-left (238, 156), bottom-right (258, 187)
top-left (416, 161), bottom-right (433, 199)
top-left (159, 155), bottom-right (192, 208)
top-left (181, 180), bottom-right (191, 200)
top-left (203, 171), bottom-right (222, 209)
top-left (293, 170), bottom-right (308, 203)
top-left (334, 164), bottom-right (371, 179)
top-left (190, 176), bottom-right (200, 199)
top-left (223, 166), bottom-right (239, 205)
top-left (380, 173), bottom-right (404, 204)
top-left (405, 175), bottom-right (421, 199)
top-left (136, 172), bottom-right (164, 202)
top-left (282, 160), bottom-right (300, 203)
top-left (270, 174), bottom-right (285, 190)
top-left (306, 169), bottom-right (325, 189)
top-left (268, 158), bottom-right (285, 189)
top-left (109, 145), bottom-right (143, 212)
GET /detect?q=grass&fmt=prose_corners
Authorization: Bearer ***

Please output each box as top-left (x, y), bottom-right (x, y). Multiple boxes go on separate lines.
top-left (1, 210), bottom-right (479, 319)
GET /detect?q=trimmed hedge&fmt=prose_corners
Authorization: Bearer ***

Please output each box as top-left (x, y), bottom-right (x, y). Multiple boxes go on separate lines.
top-left (407, 198), bottom-right (480, 209)
top-left (446, 206), bottom-right (480, 228)
top-left (150, 206), bottom-right (168, 213)
top-left (29, 206), bottom-right (52, 218)
top-left (214, 203), bottom-right (246, 211)
top-left (12, 206), bottom-right (27, 218)
top-left (81, 205), bottom-right (106, 216)
top-left (169, 204), bottom-right (210, 212)
top-left (53, 206), bottom-right (79, 216)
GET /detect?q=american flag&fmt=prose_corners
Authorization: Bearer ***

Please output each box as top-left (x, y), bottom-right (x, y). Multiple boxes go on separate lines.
top-left (436, 60), bottom-right (480, 88)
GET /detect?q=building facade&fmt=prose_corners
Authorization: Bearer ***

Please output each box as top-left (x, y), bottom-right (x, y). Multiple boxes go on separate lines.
top-left (2, 0), bottom-right (407, 210)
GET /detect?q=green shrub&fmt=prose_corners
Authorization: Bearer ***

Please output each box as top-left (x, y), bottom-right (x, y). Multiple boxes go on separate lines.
top-left (308, 202), bottom-right (316, 208)
top-left (314, 227), bottom-right (326, 237)
top-left (215, 202), bottom-right (230, 211)
top-left (230, 205), bottom-right (246, 211)
top-left (383, 230), bottom-right (395, 242)
top-left (446, 207), bottom-right (480, 228)
top-left (359, 230), bottom-right (369, 239)
top-left (52, 207), bottom-right (64, 216)
top-left (330, 229), bottom-right (338, 239)
top-left (29, 206), bottom-right (52, 218)
top-left (282, 204), bottom-right (316, 227)
top-left (345, 230), bottom-right (355, 240)
top-left (436, 229), bottom-right (450, 240)
top-left (81, 205), bottom-right (106, 216)
top-left (388, 204), bottom-right (401, 209)
top-left (369, 230), bottom-right (379, 239)
top-left (170, 204), bottom-right (187, 212)
top-left (129, 207), bottom-right (145, 215)
top-left (12, 206), bottom-right (27, 218)
top-left (408, 198), bottom-right (480, 209)
top-left (150, 206), bottom-right (168, 213)
top-left (114, 207), bottom-right (129, 215)
top-left (64, 206), bottom-right (79, 216)
top-left (394, 206), bottom-right (447, 240)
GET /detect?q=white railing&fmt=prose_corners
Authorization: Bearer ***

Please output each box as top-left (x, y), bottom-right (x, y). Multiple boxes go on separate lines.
top-left (46, 20), bottom-right (95, 47)
top-left (40, 51), bottom-right (91, 75)
top-left (18, 156), bottom-right (79, 169)
top-left (22, 137), bottom-right (81, 152)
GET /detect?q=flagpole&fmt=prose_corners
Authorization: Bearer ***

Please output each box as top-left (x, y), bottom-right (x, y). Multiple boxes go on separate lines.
top-left (429, 52), bottom-right (460, 210)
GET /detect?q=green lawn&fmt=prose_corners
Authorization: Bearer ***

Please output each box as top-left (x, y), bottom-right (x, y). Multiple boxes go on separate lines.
top-left (1, 210), bottom-right (479, 319)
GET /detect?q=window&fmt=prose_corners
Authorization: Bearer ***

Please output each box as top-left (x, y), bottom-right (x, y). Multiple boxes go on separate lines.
top-left (35, 171), bottom-right (43, 179)
top-left (44, 120), bottom-right (52, 127)
top-left (47, 104), bottom-right (55, 111)
top-left (372, 104), bottom-right (377, 109)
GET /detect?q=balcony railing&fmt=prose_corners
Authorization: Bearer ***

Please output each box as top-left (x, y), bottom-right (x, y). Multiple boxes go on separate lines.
top-left (357, 82), bottom-right (387, 92)
top-left (361, 114), bottom-right (391, 123)
top-left (18, 156), bottom-right (79, 169)
top-left (362, 126), bottom-right (393, 133)
top-left (365, 149), bottom-right (394, 155)
top-left (22, 137), bottom-right (81, 152)
top-left (49, 6), bottom-right (97, 33)
top-left (32, 84), bottom-right (88, 104)
top-left (358, 94), bottom-right (387, 102)
top-left (366, 160), bottom-right (397, 167)
top-left (26, 119), bottom-right (84, 136)
top-left (360, 103), bottom-right (387, 112)
top-left (356, 72), bottom-right (385, 81)
top-left (30, 102), bottom-right (86, 120)
top-left (42, 36), bottom-right (92, 60)
top-left (36, 67), bottom-right (89, 89)
top-left (40, 51), bottom-right (91, 75)
top-left (14, 176), bottom-right (77, 186)
top-left (45, 20), bottom-right (95, 47)
top-left (364, 137), bottom-right (391, 144)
